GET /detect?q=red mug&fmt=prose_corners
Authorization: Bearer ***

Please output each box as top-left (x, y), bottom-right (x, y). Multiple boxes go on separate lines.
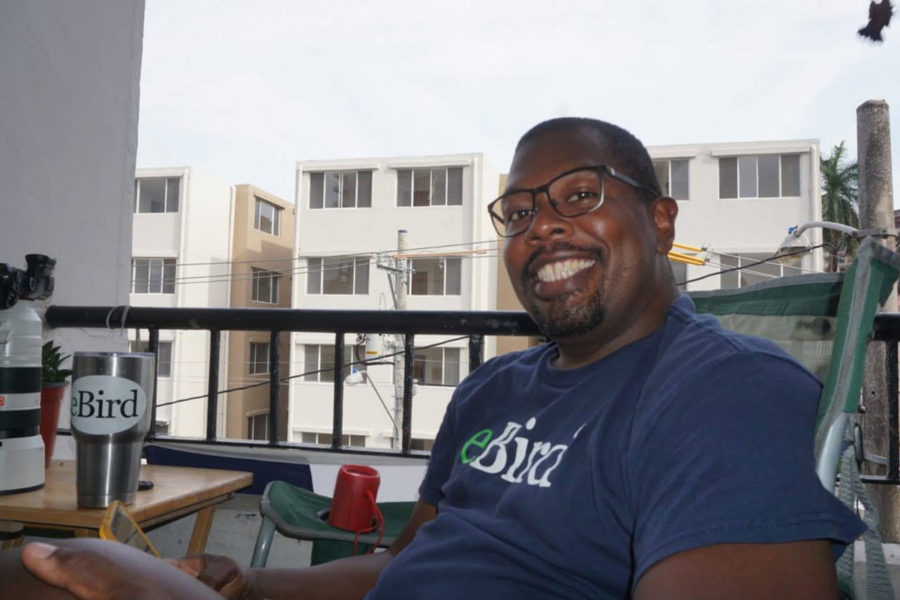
top-left (328, 464), bottom-right (380, 531)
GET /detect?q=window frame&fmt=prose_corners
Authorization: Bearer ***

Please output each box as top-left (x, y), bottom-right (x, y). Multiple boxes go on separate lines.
top-left (309, 171), bottom-right (372, 209)
top-left (251, 268), bottom-right (280, 304)
top-left (131, 258), bottom-right (176, 294)
top-left (300, 431), bottom-right (366, 448)
top-left (652, 158), bottom-right (690, 200)
top-left (249, 341), bottom-right (270, 375)
top-left (134, 177), bottom-right (181, 214)
top-left (254, 197), bottom-right (282, 236)
top-left (396, 167), bottom-right (463, 207)
top-left (409, 257), bottom-right (462, 296)
top-left (718, 154), bottom-right (802, 200)
top-left (247, 411), bottom-right (269, 441)
top-left (302, 344), bottom-right (357, 383)
top-left (306, 256), bottom-right (370, 295)
top-left (129, 340), bottom-right (173, 377)
top-left (413, 346), bottom-right (461, 386)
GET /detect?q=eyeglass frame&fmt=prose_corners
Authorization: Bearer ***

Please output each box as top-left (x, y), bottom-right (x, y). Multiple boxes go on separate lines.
top-left (487, 164), bottom-right (659, 238)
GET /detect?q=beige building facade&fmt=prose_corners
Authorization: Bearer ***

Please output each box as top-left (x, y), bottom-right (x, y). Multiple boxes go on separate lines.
top-left (225, 185), bottom-right (295, 441)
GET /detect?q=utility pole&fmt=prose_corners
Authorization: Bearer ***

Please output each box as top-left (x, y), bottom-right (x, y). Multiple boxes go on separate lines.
top-left (857, 100), bottom-right (899, 541)
top-left (392, 229), bottom-right (408, 450)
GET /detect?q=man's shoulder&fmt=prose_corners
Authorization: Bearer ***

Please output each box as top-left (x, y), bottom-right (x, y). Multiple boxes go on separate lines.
top-left (657, 295), bottom-right (819, 385)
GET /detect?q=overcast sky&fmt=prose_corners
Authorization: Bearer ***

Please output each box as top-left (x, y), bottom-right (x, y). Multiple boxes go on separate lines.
top-left (137, 0), bottom-right (900, 210)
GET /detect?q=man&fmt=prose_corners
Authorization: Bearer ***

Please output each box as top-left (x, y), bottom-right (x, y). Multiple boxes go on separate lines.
top-left (13, 117), bottom-right (863, 599)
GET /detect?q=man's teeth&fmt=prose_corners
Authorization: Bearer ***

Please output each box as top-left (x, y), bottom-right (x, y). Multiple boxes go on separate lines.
top-left (535, 259), bottom-right (596, 283)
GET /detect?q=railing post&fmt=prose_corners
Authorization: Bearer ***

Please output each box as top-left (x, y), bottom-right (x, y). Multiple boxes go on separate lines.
top-left (402, 335), bottom-right (415, 455)
top-left (268, 331), bottom-right (280, 444)
top-left (332, 333), bottom-right (345, 450)
top-left (148, 329), bottom-right (159, 437)
top-left (889, 340), bottom-right (899, 482)
top-left (468, 334), bottom-right (484, 373)
top-left (206, 329), bottom-right (220, 441)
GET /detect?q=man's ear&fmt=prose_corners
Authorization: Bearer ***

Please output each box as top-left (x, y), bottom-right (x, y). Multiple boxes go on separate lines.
top-left (650, 196), bottom-right (678, 255)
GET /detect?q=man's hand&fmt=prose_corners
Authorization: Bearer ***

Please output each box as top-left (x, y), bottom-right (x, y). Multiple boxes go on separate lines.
top-left (19, 539), bottom-right (225, 600)
top-left (169, 554), bottom-right (256, 600)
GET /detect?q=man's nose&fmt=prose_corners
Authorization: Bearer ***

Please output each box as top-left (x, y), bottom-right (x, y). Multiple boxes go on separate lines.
top-left (527, 194), bottom-right (572, 239)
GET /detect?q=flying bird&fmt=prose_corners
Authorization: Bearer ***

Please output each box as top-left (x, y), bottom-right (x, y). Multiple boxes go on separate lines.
top-left (858, 0), bottom-right (893, 42)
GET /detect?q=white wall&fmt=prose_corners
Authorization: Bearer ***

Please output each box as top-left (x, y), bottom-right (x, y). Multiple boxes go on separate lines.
top-left (0, 1), bottom-right (144, 435)
top-left (648, 139), bottom-right (824, 286)
top-left (131, 167), bottom-right (234, 437)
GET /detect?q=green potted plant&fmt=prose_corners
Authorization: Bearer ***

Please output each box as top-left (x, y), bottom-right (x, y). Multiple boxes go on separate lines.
top-left (41, 340), bottom-right (72, 468)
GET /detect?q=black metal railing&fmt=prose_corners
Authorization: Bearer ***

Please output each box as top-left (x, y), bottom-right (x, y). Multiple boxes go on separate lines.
top-left (45, 306), bottom-right (900, 482)
top-left (46, 306), bottom-right (540, 455)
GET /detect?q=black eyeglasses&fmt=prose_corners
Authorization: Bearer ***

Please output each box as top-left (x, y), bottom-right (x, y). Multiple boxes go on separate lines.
top-left (487, 164), bottom-right (658, 238)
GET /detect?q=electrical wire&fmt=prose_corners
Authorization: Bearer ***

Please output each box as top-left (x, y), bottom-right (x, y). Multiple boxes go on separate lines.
top-left (155, 335), bottom-right (469, 408)
top-left (680, 244), bottom-right (825, 286)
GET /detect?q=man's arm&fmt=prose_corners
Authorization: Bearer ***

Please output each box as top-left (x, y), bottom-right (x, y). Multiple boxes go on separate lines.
top-left (189, 498), bottom-right (438, 600)
top-left (634, 540), bottom-right (838, 600)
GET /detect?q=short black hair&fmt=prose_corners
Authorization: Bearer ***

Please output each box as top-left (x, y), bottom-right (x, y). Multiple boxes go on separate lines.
top-left (515, 117), bottom-right (662, 198)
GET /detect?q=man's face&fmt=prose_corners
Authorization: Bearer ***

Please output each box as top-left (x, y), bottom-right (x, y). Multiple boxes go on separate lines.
top-left (503, 128), bottom-right (669, 342)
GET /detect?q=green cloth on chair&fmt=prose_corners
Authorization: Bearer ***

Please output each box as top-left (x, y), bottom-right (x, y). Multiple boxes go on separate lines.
top-left (254, 480), bottom-right (414, 566)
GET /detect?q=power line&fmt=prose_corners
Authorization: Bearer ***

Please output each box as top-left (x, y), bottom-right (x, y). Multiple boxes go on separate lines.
top-left (681, 245), bottom-right (824, 286)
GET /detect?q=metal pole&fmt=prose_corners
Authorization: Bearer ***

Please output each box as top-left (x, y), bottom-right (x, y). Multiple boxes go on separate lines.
top-left (857, 100), bottom-right (898, 540)
top-left (268, 331), bottom-right (279, 444)
top-left (332, 333), bottom-right (345, 450)
top-left (148, 329), bottom-right (159, 437)
top-left (206, 329), bottom-right (221, 441)
top-left (392, 229), bottom-right (408, 450)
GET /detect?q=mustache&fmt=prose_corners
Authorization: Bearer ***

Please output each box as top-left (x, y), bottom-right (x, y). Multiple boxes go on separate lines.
top-left (521, 242), bottom-right (605, 284)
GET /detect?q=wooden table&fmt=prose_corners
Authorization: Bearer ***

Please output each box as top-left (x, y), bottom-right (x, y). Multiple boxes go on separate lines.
top-left (0, 461), bottom-right (252, 553)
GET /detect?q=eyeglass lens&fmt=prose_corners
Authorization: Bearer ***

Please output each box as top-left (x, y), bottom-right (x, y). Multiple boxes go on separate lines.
top-left (493, 167), bottom-right (604, 236)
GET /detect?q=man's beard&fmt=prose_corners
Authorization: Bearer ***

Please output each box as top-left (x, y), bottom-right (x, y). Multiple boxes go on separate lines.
top-left (526, 286), bottom-right (607, 340)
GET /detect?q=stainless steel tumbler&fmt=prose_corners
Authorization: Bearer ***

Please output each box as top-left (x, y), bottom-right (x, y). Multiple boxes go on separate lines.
top-left (70, 352), bottom-right (155, 508)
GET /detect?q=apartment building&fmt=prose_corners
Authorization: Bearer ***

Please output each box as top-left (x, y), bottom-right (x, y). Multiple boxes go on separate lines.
top-left (130, 167), bottom-right (233, 437)
top-left (289, 154), bottom-right (500, 450)
top-left (224, 185), bottom-right (294, 441)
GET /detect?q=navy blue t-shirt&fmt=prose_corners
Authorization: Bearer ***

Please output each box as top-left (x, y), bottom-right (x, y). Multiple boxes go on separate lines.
top-left (367, 296), bottom-right (864, 599)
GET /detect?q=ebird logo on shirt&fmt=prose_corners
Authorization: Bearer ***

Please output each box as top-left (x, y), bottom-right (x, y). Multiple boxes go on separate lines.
top-left (459, 416), bottom-right (583, 488)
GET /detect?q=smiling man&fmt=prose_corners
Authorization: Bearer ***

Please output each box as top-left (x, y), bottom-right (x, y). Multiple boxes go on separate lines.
top-left (17, 117), bottom-right (864, 600)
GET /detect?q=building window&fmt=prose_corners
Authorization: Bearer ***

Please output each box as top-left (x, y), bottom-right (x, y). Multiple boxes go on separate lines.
top-left (249, 342), bottom-right (270, 375)
top-left (397, 167), bottom-right (463, 207)
top-left (652, 159), bottom-right (690, 200)
top-left (413, 347), bottom-right (460, 386)
top-left (300, 432), bottom-right (366, 448)
top-left (131, 258), bottom-right (176, 294)
top-left (303, 344), bottom-right (358, 382)
top-left (307, 257), bottom-right (369, 295)
top-left (309, 171), bottom-right (372, 209)
top-left (129, 341), bottom-right (173, 377)
top-left (134, 177), bottom-right (180, 213)
top-left (719, 155), bottom-right (801, 199)
top-left (409, 438), bottom-right (434, 451)
top-left (719, 252), bottom-right (804, 289)
top-left (248, 412), bottom-right (269, 441)
top-left (251, 269), bottom-right (280, 304)
top-left (410, 258), bottom-right (461, 295)
top-left (255, 197), bottom-right (281, 236)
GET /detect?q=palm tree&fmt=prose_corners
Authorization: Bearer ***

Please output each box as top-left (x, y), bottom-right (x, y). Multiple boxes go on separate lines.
top-left (821, 142), bottom-right (859, 271)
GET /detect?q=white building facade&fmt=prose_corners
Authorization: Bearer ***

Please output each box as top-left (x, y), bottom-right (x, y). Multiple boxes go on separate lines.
top-left (130, 167), bottom-right (234, 437)
top-left (290, 154), bottom-right (500, 450)
top-left (647, 139), bottom-right (824, 291)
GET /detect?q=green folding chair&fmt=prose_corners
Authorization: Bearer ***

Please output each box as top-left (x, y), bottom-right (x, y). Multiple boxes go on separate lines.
top-left (250, 480), bottom-right (415, 567)
top-left (690, 237), bottom-right (900, 599)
